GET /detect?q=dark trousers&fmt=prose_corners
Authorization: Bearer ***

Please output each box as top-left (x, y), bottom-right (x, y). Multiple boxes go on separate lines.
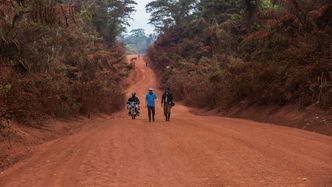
top-left (163, 103), bottom-right (171, 121)
top-left (148, 106), bottom-right (155, 121)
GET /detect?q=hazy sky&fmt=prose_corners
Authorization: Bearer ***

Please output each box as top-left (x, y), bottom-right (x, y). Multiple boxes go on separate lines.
top-left (127, 0), bottom-right (155, 34)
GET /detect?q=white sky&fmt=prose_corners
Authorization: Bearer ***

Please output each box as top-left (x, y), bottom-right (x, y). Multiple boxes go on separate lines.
top-left (127, 0), bottom-right (155, 34)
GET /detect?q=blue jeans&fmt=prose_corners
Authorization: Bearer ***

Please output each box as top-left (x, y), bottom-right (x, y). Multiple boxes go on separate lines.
top-left (148, 106), bottom-right (155, 121)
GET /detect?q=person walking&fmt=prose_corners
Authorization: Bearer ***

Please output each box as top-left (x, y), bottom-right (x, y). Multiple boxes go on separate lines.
top-left (161, 87), bottom-right (174, 121)
top-left (145, 87), bottom-right (158, 122)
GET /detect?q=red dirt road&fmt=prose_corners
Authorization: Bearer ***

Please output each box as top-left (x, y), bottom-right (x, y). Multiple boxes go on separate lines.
top-left (0, 57), bottom-right (332, 186)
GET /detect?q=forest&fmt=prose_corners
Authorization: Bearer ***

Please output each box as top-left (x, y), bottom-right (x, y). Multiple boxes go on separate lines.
top-left (1, 0), bottom-right (331, 129)
top-left (121, 29), bottom-right (156, 54)
top-left (146, 0), bottom-right (332, 114)
top-left (0, 0), bottom-right (136, 125)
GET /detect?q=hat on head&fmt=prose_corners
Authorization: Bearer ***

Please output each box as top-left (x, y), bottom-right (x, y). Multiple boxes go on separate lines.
top-left (149, 87), bottom-right (153, 91)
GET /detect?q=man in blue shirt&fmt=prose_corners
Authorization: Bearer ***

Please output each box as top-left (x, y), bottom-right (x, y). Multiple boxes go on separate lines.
top-left (145, 87), bottom-right (158, 122)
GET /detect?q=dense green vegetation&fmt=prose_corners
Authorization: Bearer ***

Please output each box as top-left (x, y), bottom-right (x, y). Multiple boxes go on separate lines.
top-left (0, 0), bottom-right (136, 123)
top-left (147, 0), bottom-right (332, 111)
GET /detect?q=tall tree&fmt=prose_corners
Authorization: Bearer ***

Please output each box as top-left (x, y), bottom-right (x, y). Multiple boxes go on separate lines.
top-left (199, 0), bottom-right (242, 24)
top-left (122, 29), bottom-right (156, 54)
top-left (92, 0), bottom-right (137, 46)
top-left (243, 0), bottom-right (260, 28)
top-left (146, 0), bottom-right (198, 31)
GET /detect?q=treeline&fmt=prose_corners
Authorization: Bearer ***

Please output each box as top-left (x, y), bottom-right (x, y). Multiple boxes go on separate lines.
top-left (121, 29), bottom-right (156, 54)
top-left (0, 0), bottom-right (136, 123)
top-left (147, 0), bottom-right (332, 111)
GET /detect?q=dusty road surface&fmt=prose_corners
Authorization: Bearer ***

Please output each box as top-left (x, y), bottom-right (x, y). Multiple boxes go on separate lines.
top-left (1, 56), bottom-right (332, 187)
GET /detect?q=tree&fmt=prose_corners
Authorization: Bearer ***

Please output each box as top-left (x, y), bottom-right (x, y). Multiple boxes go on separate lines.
top-left (92, 0), bottom-right (137, 46)
top-left (130, 28), bottom-right (146, 38)
top-left (199, 0), bottom-right (242, 24)
top-left (122, 29), bottom-right (156, 54)
top-left (146, 0), bottom-right (198, 31)
top-left (243, 0), bottom-right (260, 28)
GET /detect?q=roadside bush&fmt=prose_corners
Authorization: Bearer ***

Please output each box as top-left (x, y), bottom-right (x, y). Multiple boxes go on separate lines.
top-left (147, 0), bottom-right (332, 111)
top-left (0, 1), bottom-right (128, 123)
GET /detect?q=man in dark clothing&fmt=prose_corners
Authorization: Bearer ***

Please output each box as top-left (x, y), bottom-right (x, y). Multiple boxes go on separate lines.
top-left (161, 88), bottom-right (174, 121)
top-left (127, 92), bottom-right (140, 115)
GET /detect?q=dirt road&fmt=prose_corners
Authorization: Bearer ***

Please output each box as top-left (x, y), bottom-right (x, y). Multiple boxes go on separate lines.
top-left (1, 57), bottom-right (332, 186)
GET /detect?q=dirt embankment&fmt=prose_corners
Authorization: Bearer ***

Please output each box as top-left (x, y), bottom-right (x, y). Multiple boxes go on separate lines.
top-left (193, 104), bottom-right (332, 137)
top-left (0, 117), bottom-right (91, 171)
